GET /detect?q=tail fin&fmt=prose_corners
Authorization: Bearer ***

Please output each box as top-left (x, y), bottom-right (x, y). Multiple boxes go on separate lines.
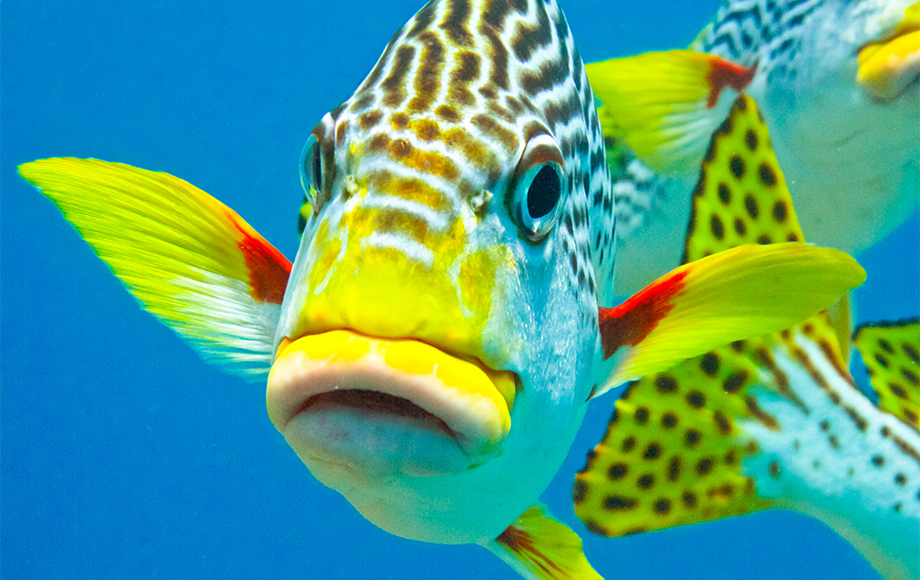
top-left (19, 158), bottom-right (291, 377)
top-left (854, 318), bottom-right (920, 432)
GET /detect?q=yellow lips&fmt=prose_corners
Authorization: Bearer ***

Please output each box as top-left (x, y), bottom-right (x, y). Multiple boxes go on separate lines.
top-left (267, 330), bottom-right (517, 462)
top-left (857, 4), bottom-right (920, 101)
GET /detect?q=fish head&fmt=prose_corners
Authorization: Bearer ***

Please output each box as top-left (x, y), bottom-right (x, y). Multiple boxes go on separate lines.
top-left (265, 0), bottom-right (606, 544)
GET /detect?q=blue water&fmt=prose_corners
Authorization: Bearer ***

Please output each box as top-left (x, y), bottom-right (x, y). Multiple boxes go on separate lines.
top-left (2, 1), bottom-right (917, 579)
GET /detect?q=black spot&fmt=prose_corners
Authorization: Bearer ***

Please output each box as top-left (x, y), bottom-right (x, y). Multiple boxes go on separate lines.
top-left (879, 338), bottom-right (894, 353)
top-left (904, 343), bottom-right (920, 364)
top-left (635, 407), bottom-right (650, 423)
top-left (757, 234), bottom-right (772, 245)
top-left (874, 353), bottom-right (890, 368)
top-left (686, 391), bottom-right (706, 409)
top-left (710, 215), bottom-right (725, 240)
top-left (718, 183), bottom-right (731, 204)
top-left (734, 218), bottom-right (747, 236)
top-left (682, 490), bottom-right (697, 508)
top-left (903, 368), bottom-right (919, 385)
top-left (713, 411), bottom-right (732, 434)
top-left (622, 436), bottom-right (637, 452)
top-left (696, 457), bottom-right (714, 476)
top-left (637, 474), bottom-right (655, 489)
top-left (745, 129), bottom-right (758, 150)
top-left (667, 457), bottom-right (681, 481)
top-left (685, 429), bottom-right (702, 448)
top-left (643, 443), bottom-right (662, 460)
top-left (820, 420), bottom-right (830, 431)
top-left (573, 480), bottom-right (586, 503)
top-left (608, 462), bottom-right (629, 480)
top-left (872, 455), bottom-right (885, 467)
top-left (769, 461), bottom-right (781, 477)
top-left (654, 499), bottom-right (672, 514)
top-left (724, 449), bottom-right (737, 465)
top-left (661, 412), bottom-right (679, 429)
top-left (655, 375), bottom-right (678, 393)
top-left (700, 353), bottom-right (720, 376)
top-left (759, 163), bottom-right (777, 186)
top-left (604, 495), bottom-right (637, 510)
top-left (744, 194), bottom-right (759, 218)
top-left (772, 201), bottom-right (787, 222)
top-left (895, 473), bottom-right (907, 486)
top-left (723, 372), bottom-right (747, 393)
top-left (730, 155), bottom-right (746, 179)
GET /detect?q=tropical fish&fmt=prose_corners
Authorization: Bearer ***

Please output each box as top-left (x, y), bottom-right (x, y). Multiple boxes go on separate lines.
top-left (574, 94), bottom-right (920, 579)
top-left (18, 1), bottom-right (866, 578)
top-left (586, 0), bottom-right (920, 296)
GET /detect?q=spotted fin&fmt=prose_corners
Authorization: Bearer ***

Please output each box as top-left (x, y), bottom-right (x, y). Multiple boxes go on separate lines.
top-left (485, 504), bottom-right (604, 580)
top-left (854, 319), bottom-right (920, 431)
top-left (18, 157), bottom-right (291, 377)
top-left (586, 50), bottom-right (755, 175)
top-left (576, 94), bottom-right (853, 534)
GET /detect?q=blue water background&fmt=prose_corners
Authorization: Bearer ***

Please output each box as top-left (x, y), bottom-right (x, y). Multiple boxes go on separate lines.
top-left (2, 1), bottom-right (917, 578)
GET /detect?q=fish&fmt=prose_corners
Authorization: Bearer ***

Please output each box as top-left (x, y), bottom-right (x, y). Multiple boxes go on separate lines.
top-left (573, 93), bottom-right (920, 579)
top-left (17, 1), bottom-right (866, 578)
top-left (585, 0), bottom-right (920, 296)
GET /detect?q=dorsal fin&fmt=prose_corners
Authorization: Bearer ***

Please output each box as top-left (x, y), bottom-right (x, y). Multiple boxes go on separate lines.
top-left (854, 318), bottom-right (920, 432)
top-left (576, 94), bottom-right (852, 535)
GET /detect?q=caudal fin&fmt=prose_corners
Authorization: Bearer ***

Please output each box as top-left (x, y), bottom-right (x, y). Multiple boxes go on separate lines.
top-left (19, 157), bottom-right (291, 377)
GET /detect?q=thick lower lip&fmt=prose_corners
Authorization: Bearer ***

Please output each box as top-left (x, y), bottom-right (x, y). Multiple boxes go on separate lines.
top-left (266, 330), bottom-right (518, 477)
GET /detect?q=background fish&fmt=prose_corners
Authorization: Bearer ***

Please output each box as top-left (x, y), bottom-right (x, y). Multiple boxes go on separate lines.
top-left (2, 1), bottom-right (914, 580)
top-left (574, 95), bottom-right (920, 579)
top-left (587, 0), bottom-right (920, 296)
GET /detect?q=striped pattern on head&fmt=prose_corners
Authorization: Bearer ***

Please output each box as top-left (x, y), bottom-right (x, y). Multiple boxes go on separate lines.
top-left (288, 0), bottom-right (616, 357)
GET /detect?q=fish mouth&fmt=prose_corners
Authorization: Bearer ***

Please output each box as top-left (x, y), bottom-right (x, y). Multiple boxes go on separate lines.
top-left (266, 330), bottom-right (518, 478)
top-left (856, 6), bottom-right (920, 102)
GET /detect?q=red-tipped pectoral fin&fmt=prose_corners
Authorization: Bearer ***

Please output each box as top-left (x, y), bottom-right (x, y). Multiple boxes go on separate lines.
top-left (19, 157), bottom-right (291, 377)
top-left (594, 243), bottom-right (865, 397)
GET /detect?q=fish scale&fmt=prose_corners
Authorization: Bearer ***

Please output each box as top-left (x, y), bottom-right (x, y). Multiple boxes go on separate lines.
top-left (299, 0), bottom-right (614, 312)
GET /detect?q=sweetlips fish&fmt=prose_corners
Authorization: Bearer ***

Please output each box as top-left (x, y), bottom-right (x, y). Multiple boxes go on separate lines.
top-left (18, 1), bottom-right (866, 578)
top-left (586, 0), bottom-right (920, 295)
top-left (574, 94), bottom-right (920, 579)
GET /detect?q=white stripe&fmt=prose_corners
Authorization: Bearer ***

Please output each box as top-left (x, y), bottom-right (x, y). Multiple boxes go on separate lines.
top-left (364, 231), bottom-right (435, 267)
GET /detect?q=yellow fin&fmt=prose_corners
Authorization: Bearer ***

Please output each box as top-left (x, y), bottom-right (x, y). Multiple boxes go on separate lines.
top-left (19, 157), bottom-right (291, 376)
top-left (576, 92), bottom-right (857, 536)
top-left (486, 504), bottom-right (604, 580)
top-left (853, 318), bottom-right (920, 431)
top-left (599, 243), bottom-right (864, 392)
top-left (586, 50), bottom-right (755, 175)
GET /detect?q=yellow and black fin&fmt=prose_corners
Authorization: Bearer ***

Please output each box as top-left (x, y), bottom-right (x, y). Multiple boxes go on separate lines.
top-left (575, 94), bottom-right (852, 536)
top-left (854, 318), bottom-right (920, 431)
top-left (485, 504), bottom-right (604, 580)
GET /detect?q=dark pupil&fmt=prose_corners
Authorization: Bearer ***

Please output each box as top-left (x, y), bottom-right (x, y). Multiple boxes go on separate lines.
top-left (527, 165), bottom-right (560, 219)
top-left (311, 143), bottom-right (323, 191)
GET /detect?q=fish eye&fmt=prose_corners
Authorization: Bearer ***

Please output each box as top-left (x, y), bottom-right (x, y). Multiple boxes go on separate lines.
top-left (509, 133), bottom-right (565, 242)
top-left (299, 133), bottom-right (323, 205)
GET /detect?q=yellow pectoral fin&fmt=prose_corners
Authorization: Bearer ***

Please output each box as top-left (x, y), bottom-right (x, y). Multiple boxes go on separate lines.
top-left (486, 505), bottom-right (604, 580)
top-left (586, 50), bottom-right (755, 175)
top-left (19, 157), bottom-right (291, 377)
top-left (598, 243), bottom-right (865, 394)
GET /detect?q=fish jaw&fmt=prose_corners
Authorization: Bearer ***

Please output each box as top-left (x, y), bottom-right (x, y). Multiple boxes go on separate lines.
top-left (266, 331), bottom-right (517, 479)
top-left (857, 2), bottom-right (920, 102)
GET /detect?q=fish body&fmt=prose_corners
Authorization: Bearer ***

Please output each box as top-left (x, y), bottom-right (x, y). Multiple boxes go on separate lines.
top-left (18, 1), bottom-right (865, 578)
top-left (575, 94), bottom-right (920, 579)
top-left (592, 0), bottom-right (920, 295)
